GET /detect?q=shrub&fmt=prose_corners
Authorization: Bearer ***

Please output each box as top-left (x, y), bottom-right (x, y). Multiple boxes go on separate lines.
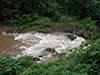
top-left (0, 54), bottom-right (34, 75)
top-left (1, 38), bottom-right (100, 75)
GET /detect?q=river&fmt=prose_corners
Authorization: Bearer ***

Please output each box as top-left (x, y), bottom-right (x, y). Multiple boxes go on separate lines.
top-left (0, 24), bottom-right (85, 63)
top-left (0, 24), bottom-right (20, 54)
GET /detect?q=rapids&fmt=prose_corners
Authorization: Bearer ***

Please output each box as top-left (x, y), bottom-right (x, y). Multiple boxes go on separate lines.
top-left (2, 31), bottom-right (85, 59)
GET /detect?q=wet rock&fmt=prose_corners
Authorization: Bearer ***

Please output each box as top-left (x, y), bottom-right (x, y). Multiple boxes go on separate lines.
top-left (39, 48), bottom-right (55, 57)
top-left (74, 26), bottom-right (90, 39)
top-left (10, 36), bottom-right (15, 40)
top-left (32, 31), bottom-right (37, 35)
top-left (48, 25), bottom-right (91, 39)
top-left (76, 29), bottom-right (89, 39)
top-left (42, 28), bottom-right (51, 33)
top-left (52, 25), bottom-right (91, 39)
top-left (44, 48), bottom-right (55, 53)
top-left (65, 34), bottom-right (77, 41)
top-left (32, 57), bottom-right (40, 61)
top-left (3, 30), bottom-right (18, 34)
top-left (39, 55), bottom-right (44, 57)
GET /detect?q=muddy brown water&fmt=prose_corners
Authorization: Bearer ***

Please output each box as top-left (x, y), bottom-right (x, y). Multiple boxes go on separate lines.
top-left (0, 24), bottom-right (24, 54)
top-left (0, 24), bottom-right (85, 64)
top-left (0, 24), bottom-right (59, 63)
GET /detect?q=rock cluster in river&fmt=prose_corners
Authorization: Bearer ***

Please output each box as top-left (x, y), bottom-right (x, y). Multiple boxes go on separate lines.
top-left (65, 33), bottom-right (77, 41)
top-left (2, 25), bottom-right (87, 63)
top-left (3, 30), bottom-right (18, 34)
top-left (41, 25), bottom-right (91, 39)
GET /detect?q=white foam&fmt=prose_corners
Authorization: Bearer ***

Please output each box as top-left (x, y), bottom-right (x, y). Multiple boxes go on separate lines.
top-left (2, 31), bottom-right (85, 57)
top-left (14, 33), bottom-right (41, 45)
top-left (13, 32), bottom-right (85, 57)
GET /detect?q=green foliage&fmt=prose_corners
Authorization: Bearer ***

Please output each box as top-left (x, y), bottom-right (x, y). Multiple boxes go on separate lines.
top-left (1, 38), bottom-right (100, 75)
top-left (80, 17), bottom-right (97, 28)
top-left (20, 17), bottom-right (51, 32)
top-left (1, 0), bottom-right (100, 30)
top-left (9, 13), bottom-right (41, 28)
top-left (0, 54), bottom-right (34, 75)
top-left (80, 17), bottom-right (97, 37)
top-left (66, 39), bottom-right (100, 75)
top-left (1, 0), bottom-right (100, 24)
top-left (0, 0), bottom-right (62, 22)
top-left (67, 0), bottom-right (100, 26)
top-left (1, 0), bottom-right (100, 74)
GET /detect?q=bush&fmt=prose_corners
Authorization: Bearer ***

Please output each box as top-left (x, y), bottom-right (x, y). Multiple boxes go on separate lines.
top-left (67, 0), bottom-right (100, 26)
top-left (0, 54), bottom-right (34, 75)
top-left (1, 0), bottom-right (100, 28)
top-left (1, 38), bottom-right (100, 75)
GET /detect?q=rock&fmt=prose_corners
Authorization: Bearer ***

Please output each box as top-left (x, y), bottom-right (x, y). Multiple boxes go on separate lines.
top-left (10, 36), bottom-right (15, 40)
top-left (44, 48), bottom-right (55, 53)
top-left (3, 30), bottom-right (18, 34)
top-left (39, 55), bottom-right (44, 57)
top-left (32, 31), bottom-right (37, 35)
top-left (74, 26), bottom-right (90, 39)
top-left (76, 29), bottom-right (88, 38)
top-left (32, 57), bottom-right (40, 61)
top-left (42, 28), bottom-right (51, 33)
top-left (39, 48), bottom-right (55, 57)
top-left (65, 33), bottom-right (77, 41)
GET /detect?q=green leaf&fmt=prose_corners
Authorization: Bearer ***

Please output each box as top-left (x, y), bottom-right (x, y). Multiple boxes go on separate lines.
top-left (90, 51), bottom-right (97, 56)
top-left (80, 45), bottom-right (84, 49)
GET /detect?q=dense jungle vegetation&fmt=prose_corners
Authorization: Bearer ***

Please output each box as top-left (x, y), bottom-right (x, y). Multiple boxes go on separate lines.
top-left (0, 0), bottom-right (100, 75)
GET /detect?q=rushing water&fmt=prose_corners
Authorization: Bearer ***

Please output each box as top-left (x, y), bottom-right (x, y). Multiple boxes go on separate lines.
top-left (2, 31), bottom-right (85, 58)
top-left (0, 25), bottom-right (85, 63)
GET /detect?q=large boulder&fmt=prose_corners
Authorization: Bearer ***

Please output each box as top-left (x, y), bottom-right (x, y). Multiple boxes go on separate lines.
top-left (44, 48), bottom-right (55, 53)
top-left (3, 30), bottom-right (18, 34)
top-left (65, 33), bottom-right (77, 41)
top-left (74, 26), bottom-right (89, 39)
top-left (39, 48), bottom-right (55, 57)
top-left (76, 29), bottom-right (86, 37)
